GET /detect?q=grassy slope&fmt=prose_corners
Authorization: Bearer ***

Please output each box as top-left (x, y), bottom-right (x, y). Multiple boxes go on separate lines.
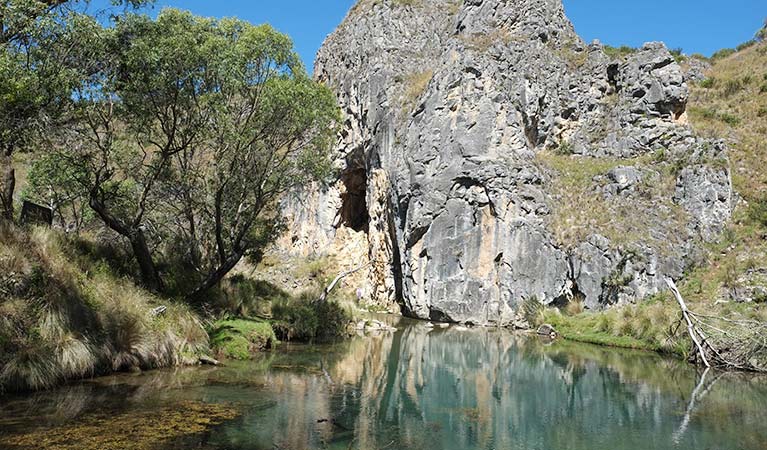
top-left (0, 225), bottom-right (209, 392)
top-left (543, 43), bottom-right (767, 358)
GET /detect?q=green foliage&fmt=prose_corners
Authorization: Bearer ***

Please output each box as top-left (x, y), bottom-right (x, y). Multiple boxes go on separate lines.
top-left (54, 8), bottom-right (341, 296)
top-left (602, 45), bottom-right (636, 59)
top-left (699, 77), bottom-right (716, 88)
top-left (669, 47), bottom-right (685, 62)
top-left (209, 319), bottom-right (276, 360)
top-left (747, 197), bottom-right (767, 228)
top-left (553, 140), bottom-right (574, 156)
top-left (23, 150), bottom-right (92, 230)
top-left (271, 293), bottom-right (351, 342)
top-left (711, 48), bottom-right (736, 60)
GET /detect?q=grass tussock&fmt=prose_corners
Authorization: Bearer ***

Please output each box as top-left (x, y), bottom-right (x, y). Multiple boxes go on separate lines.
top-left (0, 224), bottom-right (209, 392)
top-left (271, 291), bottom-right (353, 342)
top-left (542, 296), bottom-right (687, 355)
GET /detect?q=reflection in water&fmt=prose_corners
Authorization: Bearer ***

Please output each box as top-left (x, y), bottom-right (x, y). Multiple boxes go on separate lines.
top-left (1, 317), bottom-right (766, 450)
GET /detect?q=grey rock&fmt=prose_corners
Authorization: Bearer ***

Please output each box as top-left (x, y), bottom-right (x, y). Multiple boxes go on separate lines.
top-left (281, 0), bottom-right (733, 324)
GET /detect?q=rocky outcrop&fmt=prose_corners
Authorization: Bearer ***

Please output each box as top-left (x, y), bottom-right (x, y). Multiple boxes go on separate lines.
top-left (281, 0), bottom-right (733, 324)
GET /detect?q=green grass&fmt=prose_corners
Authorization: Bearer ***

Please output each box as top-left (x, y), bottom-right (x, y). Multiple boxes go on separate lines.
top-left (542, 299), bottom-right (687, 356)
top-left (209, 319), bottom-right (277, 360)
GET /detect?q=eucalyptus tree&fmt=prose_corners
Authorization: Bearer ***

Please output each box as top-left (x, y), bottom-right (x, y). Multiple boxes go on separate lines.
top-left (68, 9), bottom-right (339, 295)
top-left (0, 0), bottom-right (151, 221)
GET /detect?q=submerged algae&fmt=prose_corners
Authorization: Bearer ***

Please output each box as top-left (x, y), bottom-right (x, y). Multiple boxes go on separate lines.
top-left (0, 401), bottom-right (239, 450)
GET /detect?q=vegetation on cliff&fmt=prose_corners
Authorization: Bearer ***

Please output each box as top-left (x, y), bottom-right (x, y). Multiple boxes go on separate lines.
top-left (540, 36), bottom-right (767, 369)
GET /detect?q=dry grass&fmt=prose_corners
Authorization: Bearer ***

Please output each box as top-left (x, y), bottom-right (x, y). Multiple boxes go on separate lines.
top-left (399, 69), bottom-right (434, 115)
top-left (546, 42), bottom-right (767, 362)
top-left (536, 152), bottom-right (686, 252)
top-left (0, 224), bottom-right (209, 392)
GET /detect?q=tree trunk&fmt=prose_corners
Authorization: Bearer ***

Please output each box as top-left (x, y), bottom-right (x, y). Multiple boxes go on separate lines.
top-left (130, 230), bottom-right (165, 293)
top-left (0, 152), bottom-right (15, 221)
top-left (186, 251), bottom-right (244, 302)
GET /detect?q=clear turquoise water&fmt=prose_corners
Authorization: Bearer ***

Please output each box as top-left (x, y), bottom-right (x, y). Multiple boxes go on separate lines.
top-left (1, 317), bottom-right (766, 450)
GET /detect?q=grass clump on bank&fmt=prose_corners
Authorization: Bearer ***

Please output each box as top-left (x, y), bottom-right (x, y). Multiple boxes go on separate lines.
top-left (0, 225), bottom-right (209, 393)
top-left (541, 298), bottom-right (683, 354)
top-left (209, 319), bottom-right (277, 360)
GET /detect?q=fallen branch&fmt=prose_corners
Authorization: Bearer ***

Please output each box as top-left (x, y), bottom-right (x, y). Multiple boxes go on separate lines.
top-left (673, 368), bottom-right (723, 443)
top-left (315, 262), bottom-right (371, 304)
top-left (666, 278), bottom-right (710, 368)
top-left (666, 278), bottom-right (767, 372)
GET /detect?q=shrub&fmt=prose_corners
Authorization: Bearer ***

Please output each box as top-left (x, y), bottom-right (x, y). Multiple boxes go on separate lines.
top-left (669, 47), bottom-right (685, 62)
top-left (747, 196), bottom-right (767, 227)
top-left (698, 77), bottom-right (716, 89)
top-left (554, 141), bottom-right (574, 156)
top-left (271, 293), bottom-right (351, 342)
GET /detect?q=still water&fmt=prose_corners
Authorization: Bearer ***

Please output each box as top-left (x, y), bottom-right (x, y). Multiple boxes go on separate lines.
top-left (1, 317), bottom-right (765, 450)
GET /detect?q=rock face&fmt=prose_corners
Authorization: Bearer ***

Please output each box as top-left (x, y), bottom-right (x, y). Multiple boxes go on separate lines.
top-left (281, 0), bottom-right (733, 324)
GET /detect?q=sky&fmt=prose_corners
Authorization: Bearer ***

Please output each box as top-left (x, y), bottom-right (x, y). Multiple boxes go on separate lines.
top-left (90, 0), bottom-right (764, 70)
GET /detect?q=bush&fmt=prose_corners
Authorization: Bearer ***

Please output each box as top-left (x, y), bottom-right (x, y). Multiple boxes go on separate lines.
top-left (271, 293), bottom-right (351, 342)
top-left (747, 197), bottom-right (767, 227)
top-left (554, 141), bottom-right (574, 156)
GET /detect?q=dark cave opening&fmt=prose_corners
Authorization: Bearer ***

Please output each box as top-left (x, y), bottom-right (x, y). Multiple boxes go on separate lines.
top-left (339, 168), bottom-right (369, 232)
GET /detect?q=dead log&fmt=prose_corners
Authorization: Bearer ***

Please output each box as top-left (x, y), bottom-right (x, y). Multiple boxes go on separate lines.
top-left (666, 278), bottom-right (711, 368)
top-left (315, 262), bottom-right (370, 304)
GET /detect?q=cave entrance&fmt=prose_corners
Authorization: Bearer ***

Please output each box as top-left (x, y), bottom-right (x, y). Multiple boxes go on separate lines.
top-left (339, 168), bottom-right (369, 232)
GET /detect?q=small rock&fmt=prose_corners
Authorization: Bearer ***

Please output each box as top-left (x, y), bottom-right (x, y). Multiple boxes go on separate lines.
top-left (537, 324), bottom-right (558, 338)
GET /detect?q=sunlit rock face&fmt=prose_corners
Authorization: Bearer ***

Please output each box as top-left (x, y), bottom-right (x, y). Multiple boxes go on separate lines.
top-left (282, 0), bottom-right (733, 323)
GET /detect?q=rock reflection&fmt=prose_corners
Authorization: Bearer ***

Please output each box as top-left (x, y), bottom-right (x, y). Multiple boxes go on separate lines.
top-left (1, 319), bottom-right (766, 450)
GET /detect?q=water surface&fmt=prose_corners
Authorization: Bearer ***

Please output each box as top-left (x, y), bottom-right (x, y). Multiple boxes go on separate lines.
top-left (1, 317), bottom-right (765, 450)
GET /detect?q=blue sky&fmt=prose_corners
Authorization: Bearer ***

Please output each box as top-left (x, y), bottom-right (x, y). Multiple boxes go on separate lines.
top-left (91, 0), bottom-right (764, 70)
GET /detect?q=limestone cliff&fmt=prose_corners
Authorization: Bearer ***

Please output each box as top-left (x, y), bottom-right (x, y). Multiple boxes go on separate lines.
top-left (281, 0), bottom-right (733, 324)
